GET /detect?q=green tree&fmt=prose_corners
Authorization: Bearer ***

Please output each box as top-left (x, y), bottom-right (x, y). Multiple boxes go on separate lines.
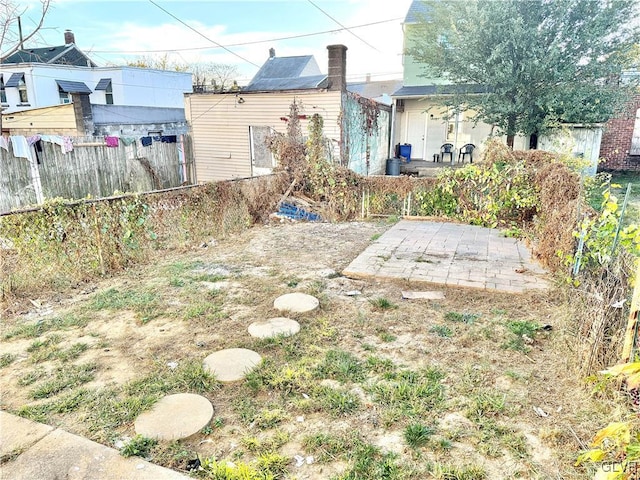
top-left (408, 0), bottom-right (640, 148)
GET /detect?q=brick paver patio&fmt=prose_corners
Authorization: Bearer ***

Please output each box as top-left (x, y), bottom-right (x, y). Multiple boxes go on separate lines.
top-left (342, 220), bottom-right (549, 293)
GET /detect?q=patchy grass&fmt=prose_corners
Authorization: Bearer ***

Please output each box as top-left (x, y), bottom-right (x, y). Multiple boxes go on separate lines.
top-left (444, 311), bottom-right (481, 324)
top-left (430, 325), bottom-right (453, 338)
top-left (120, 435), bottom-right (158, 458)
top-left (0, 222), bottom-right (604, 478)
top-left (3, 314), bottom-right (89, 340)
top-left (0, 353), bottom-right (17, 368)
top-left (404, 423), bottom-right (435, 448)
top-left (501, 320), bottom-right (540, 353)
top-left (87, 288), bottom-right (163, 323)
top-left (369, 297), bottom-right (398, 310)
top-left (315, 349), bottom-right (367, 383)
top-left (368, 368), bottom-right (445, 425)
top-left (30, 363), bottom-right (97, 399)
top-left (315, 386), bottom-right (361, 416)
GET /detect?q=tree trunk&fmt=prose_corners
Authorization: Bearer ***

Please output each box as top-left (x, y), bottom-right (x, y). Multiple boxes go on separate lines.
top-left (506, 115), bottom-right (516, 150)
top-left (507, 135), bottom-right (515, 149)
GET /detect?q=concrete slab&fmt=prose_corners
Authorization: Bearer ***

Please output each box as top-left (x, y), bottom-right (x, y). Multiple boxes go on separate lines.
top-left (273, 293), bottom-right (319, 313)
top-left (1, 421), bottom-right (188, 480)
top-left (401, 291), bottom-right (445, 300)
top-left (0, 410), bottom-right (53, 459)
top-left (248, 317), bottom-right (300, 339)
top-left (343, 220), bottom-right (549, 293)
top-left (203, 348), bottom-right (262, 383)
top-left (134, 393), bottom-right (214, 441)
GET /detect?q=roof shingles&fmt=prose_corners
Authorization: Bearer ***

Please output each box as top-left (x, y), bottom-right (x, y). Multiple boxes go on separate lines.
top-left (244, 55), bottom-right (325, 92)
top-left (55, 80), bottom-right (92, 94)
top-left (2, 45), bottom-right (96, 67)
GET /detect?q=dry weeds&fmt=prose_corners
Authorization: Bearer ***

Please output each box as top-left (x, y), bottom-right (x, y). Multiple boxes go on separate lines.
top-left (0, 220), bottom-right (621, 479)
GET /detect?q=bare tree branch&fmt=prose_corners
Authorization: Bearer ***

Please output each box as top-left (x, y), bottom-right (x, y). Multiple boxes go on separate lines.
top-left (191, 63), bottom-right (239, 92)
top-left (0, 0), bottom-right (51, 62)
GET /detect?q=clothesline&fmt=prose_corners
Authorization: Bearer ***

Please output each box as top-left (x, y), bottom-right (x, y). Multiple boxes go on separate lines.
top-left (104, 135), bottom-right (177, 148)
top-left (1, 134), bottom-right (179, 156)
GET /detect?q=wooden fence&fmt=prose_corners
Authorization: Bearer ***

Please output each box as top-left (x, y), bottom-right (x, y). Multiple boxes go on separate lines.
top-left (0, 134), bottom-right (194, 213)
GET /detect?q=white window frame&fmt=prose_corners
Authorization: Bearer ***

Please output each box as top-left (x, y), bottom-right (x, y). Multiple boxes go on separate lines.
top-left (630, 108), bottom-right (640, 156)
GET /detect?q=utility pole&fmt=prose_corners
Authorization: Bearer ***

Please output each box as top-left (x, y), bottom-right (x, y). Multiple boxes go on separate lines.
top-left (18, 16), bottom-right (23, 49)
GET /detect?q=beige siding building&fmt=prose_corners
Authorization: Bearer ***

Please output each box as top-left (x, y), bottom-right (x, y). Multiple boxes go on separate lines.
top-left (186, 45), bottom-right (392, 183)
top-left (185, 90), bottom-right (342, 182)
top-left (3, 104), bottom-right (78, 136)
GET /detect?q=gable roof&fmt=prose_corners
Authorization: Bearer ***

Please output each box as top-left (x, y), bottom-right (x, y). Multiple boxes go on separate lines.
top-left (2, 45), bottom-right (96, 67)
top-left (244, 54), bottom-right (326, 92)
top-left (404, 0), bottom-right (431, 24)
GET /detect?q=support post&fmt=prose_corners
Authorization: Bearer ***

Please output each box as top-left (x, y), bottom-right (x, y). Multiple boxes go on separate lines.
top-left (621, 260), bottom-right (640, 363)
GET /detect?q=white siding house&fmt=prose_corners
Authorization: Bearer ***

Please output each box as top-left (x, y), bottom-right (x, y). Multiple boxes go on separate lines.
top-left (1, 64), bottom-right (192, 114)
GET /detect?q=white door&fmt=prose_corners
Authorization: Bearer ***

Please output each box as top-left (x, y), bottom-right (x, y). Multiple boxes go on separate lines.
top-left (405, 111), bottom-right (426, 160)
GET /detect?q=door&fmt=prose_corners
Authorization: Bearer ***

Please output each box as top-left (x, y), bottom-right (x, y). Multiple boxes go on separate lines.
top-left (405, 111), bottom-right (426, 160)
top-left (249, 126), bottom-right (275, 176)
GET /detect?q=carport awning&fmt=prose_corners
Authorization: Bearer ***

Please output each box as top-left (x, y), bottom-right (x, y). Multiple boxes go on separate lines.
top-left (55, 80), bottom-right (92, 94)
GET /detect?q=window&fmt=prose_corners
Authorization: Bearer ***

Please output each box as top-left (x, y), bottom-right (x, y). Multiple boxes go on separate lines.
top-left (58, 84), bottom-right (70, 104)
top-left (0, 77), bottom-right (6, 104)
top-left (18, 77), bottom-right (28, 103)
top-left (631, 108), bottom-right (640, 156)
top-left (95, 78), bottom-right (113, 104)
top-left (105, 82), bottom-right (113, 104)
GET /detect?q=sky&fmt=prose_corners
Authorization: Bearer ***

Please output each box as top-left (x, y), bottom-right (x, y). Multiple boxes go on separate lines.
top-left (17, 0), bottom-right (414, 84)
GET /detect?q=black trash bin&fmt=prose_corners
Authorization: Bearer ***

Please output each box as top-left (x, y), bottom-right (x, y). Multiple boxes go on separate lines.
top-left (386, 158), bottom-right (400, 176)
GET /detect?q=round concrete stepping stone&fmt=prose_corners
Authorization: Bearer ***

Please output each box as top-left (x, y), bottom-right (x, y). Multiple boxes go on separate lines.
top-left (134, 393), bottom-right (213, 441)
top-left (203, 348), bottom-right (262, 383)
top-left (273, 293), bottom-right (319, 313)
top-left (248, 317), bottom-right (300, 339)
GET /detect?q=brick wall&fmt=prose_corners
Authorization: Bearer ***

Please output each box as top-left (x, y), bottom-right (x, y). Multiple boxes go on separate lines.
top-left (599, 94), bottom-right (640, 171)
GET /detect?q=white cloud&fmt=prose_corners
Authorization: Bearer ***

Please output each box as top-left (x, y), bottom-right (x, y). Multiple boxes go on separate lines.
top-left (52, 0), bottom-right (414, 83)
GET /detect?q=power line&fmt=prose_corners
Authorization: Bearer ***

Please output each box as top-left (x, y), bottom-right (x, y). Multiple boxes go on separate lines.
top-left (89, 18), bottom-right (403, 55)
top-left (147, 0), bottom-right (260, 68)
top-left (307, 0), bottom-right (380, 53)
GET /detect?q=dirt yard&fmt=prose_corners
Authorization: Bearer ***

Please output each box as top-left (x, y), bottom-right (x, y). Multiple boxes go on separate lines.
top-left (0, 220), bottom-right (615, 479)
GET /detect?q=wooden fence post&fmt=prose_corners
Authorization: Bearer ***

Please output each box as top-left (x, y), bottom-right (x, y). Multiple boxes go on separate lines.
top-left (90, 204), bottom-right (106, 276)
top-left (621, 260), bottom-right (640, 363)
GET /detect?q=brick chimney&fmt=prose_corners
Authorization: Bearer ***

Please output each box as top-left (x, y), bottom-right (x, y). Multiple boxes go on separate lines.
top-left (327, 44), bottom-right (347, 92)
top-left (64, 30), bottom-right (75, 45)
top-left (269, 48), bottom-right (276, 58)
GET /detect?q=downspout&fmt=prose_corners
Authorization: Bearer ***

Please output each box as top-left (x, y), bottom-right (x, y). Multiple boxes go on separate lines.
top-left (389, 100), bottom-right (396, 159)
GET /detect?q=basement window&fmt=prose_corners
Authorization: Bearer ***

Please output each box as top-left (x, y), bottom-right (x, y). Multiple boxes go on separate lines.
top-left (631, 108), bottom-right (640, 156)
